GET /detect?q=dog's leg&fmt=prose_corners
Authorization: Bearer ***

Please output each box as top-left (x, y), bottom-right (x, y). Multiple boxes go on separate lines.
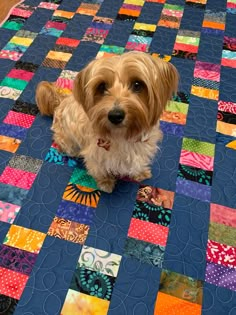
top-left (133, 168), bottom-right (152, 182)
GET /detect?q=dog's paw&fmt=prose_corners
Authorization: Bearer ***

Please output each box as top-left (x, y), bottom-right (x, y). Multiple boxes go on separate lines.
top-left (133, 169), bottom-right (152, 182)
top-left (97, 177), bottom-right (116, 193)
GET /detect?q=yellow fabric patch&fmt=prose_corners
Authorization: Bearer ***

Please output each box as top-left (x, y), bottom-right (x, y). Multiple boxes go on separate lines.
top-left (191, 86), bottom-right (219, 101)
top-left (10, 37), bottom-right (33, 46)
top-left (134, 22), bottom-right (156, 32)
top-left (217, 120), bottom-right (236, 137)
top-left (47, 50), bottom-right (72, 62)
top-left (124, 0), bottom-right (144, 6)
top-left (226, 140), bottom-right (236, 149)
top-left (53, 10), bottom-right (75, 19)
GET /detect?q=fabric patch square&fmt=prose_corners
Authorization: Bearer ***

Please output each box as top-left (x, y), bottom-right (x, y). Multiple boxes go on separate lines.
top-left (178, 164), bottom-right (213, 186)
top-left (70, 267), bottom-right (115, 300)
top-left (0, 267), bottom-right (29, 300)
top-left (128, 218), bottom-right (169, 246)
top-left (77, 3), bottom-right (101, 16)
top-left (61, 289), bottom-right (110, 314)
top-left (70, 168), bottom-right (98, 190)
top-left (0, 294), bottom-right (18, 314)
top-left (0, 244), bottom-right (37, 275)
top-left (158, 4), bottom-right (184, 29)
top-left (97, 45), bottom-right (125, 58)
top-left (209, 222), bottom-right (236, 247)
top-left (42, 58), bottom-right (67, 69)
top-left (0, 135), bottom-right (21, 153)
top-left (0, 123), bottom-right (27, 140)
top-left (0, 50), bottom-right (23, 61)
top-left (207, 239), bottom-right (236, 269)
top-left (7, 69), bottom-right (34, 81)
top-left (0, 201), bottom-right (20, 224)
top-left (210, 203), bottom-right (236, 227)
top-left (47, 216), bottom-right (90, 244)
top-left (45, 145), bottom-right (80, 167)
top-left (132, 200), bottom-right (172, 227)
top-left (154, 292), bottom-right (202, 315)
top-left (38, 2), bottom-right (59, 10)
top-left (182, 138), bottom-right (215, 156)
top-left (136, 185), bottom-right (175, 209)
top-left (124, 237), bottom-right (165, 267)
top-left (12, 100), bottom-right (39, 116)
top-left (0, 183), bottom-right (28, 207)
top-left (180, 150), bottom-right (214, 171)
top-left (3, 111), bottom-right (35, 128)
top-left (4, 225), bottom-right (46, 254)
top-left (78, 246), bottom-right (122, 277)
top-left (0, 166), bottom-right (37, 190)
top-left (56, 200), bottom-right (95, 225)
top-left (0, 77), bottom-right (28, 91)
top-left (8, 155), bottom-right (43, 174)
top-left (14, 60), bottom-right (39, 72)
top-left (82, 27), bottom-right (109, 44)
top-left (186, 0), bottom-right (206, 8)
top-left (176, 178), bottom-right (211, 202)
top-left (56, 37), bottom-right (80, 48)
top-left (0, 86), bottom-right (22, 100)
top-left (205, 262), bottom-right (236, 291)
top-left (159, 269), bottom-right (203, 304)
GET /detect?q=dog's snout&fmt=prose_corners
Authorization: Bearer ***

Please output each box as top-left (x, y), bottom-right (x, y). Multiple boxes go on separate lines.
top-left (108, 108), bottom-right (125, 125)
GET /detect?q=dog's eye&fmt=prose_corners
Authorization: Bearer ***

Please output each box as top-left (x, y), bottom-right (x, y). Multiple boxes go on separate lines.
top-left (131, 81), bottom-right (144, 93)
top-left (96, 82), bottom-right (107, 94)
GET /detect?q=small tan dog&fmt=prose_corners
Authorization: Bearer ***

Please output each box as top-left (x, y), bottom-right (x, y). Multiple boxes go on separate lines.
top-left (36, 51), bottom-right (178, 193)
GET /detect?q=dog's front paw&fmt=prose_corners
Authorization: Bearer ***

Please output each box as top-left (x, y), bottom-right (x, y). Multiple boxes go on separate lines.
top-left (133, 169), bottom-right (152, 182)
top-left (97, 177), bottom-right (116, 193)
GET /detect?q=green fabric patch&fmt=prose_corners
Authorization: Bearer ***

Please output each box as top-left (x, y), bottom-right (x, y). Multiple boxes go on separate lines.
top-left (1, 77), bottom-right (28, 91)
top-left (15, 30), bottom-right (38, 39)
top-left (166, 101), bottom-right (189, 114)
top-left (164, 4), bottom-right (184, 11)
top-left (182, 138), bottom-right (215, 156)
top-left (209, 222), bottom-right (236, 247)
top-left (99, 45), bottom-right (125, 54)
top-left (176, 36), bottom-right (200, 46)
top-left (70, 168), bottom-right (98, 190)
top-left (2, 21), bottom-right (23, 31)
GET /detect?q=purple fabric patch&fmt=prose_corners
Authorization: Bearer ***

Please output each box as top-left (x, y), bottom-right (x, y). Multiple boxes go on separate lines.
top-left (195, 61), bottom-right (221, 72)
top-left (122, 3), bottom-right (142, 10)
top-left (160, 121), bottom-right (184, 137)
top-left (56, 199), bottom-right (95, 225)
top-left (0, 244), bottom-right (37, 275)
top-left (202, 28), bottom-right (224, 36)
top-left (0, 123), bottom-right (27, 140)
top-left (176, 178), bottom-right (211, 202)
top-left (205, 262), bottom-right (236, 291)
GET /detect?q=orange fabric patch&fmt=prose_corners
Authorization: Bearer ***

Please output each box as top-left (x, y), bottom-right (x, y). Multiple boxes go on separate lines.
top-left (158, 20), bottom-right (179, 28)
top-left (203, 20), bottom-right (225, 30)
top-left (161, 111), bottom-right (187, 125)
top-left (63, 184), bottom-right (101, 208)
top-left (0, 135), bottom-right (21, 153)
top-left (191, 86), bottom-right (219, 100)
top-left (154, 292), bottom-right (202, 315)
top-left (119, 8), bottom-right (140, 16)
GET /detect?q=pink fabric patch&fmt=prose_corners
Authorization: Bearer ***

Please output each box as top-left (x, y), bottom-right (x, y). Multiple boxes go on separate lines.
top-left (210, 203), bottom-right (236, 228)
top-left (126, 42), bottom-right (148, 52)
top-left (227, 2), bottom-right (236, 8)
top-left (45, 21), bottom-right (67, 30)
top-left (0, 50), bottom-right (22, 61)
top-left (174, 42), bottom-right (198, 53)
top-left (11, 8), bottom-right (33, 18)
top-left (180, 149), bottom-right (214, 171)
top-left (0, 166), bottom-right (37, 190)
top-left (4, 111), bottom-right (35, 128)
top-left (38, 2), bottom-right (59, 10)
top-left (56, 77), bottom-right (73, 90)
top-left (7, 69), bottom-right (34, 81)
top-left (218, 101), bottom-right (236, 114)
top-left (0, 266), bottom-right (28, 299)
top-left (194, 69), bottom-right (220, 82)
top-left (162, 8), bottom-right (183, 17)
top-left (0, 201), bottom-right (20, 224)
top-left (207, 239), bottom-right (236, 269)
top-left (128, 218), bottom-right (169, 246)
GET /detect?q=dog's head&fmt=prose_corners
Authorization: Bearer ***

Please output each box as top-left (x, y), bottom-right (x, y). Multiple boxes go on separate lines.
top-left (73, 51), bottom-right (178, 139)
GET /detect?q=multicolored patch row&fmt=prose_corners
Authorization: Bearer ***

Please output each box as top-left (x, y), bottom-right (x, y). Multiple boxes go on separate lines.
top-left (0, 224), bottom-right (46, 305)
top-left (40, 10), bottom-right (75, 37)
top-left (125, 185), bottom-right (175, 267)
top-left (0, 30), bottom-right (37, 61)
top-left (173, 30), bottom-right (200, 60)
top-left (61, 245), bottom-right (122, 314)
top-left (191, 61), bottom-right (221, 100)
top-left (216, 100), bottom-right (236, 150)
top-left (227, 0), bottom-right (236, 14)
top-left (96, 45), bottom-right (125, 58)
top-left (202, 10), bottom-right (226, 36)
top-left (176, 137), bottom-right (215, 202)
top-left (158, 4), bottom-right (184, 29)
top-left (154, 269), bottom-right (203, 315)
top-left (205, 203), bottom-right (236, 292)
top-left (222, 36), bottom-right (236, 68)
top-left (42, 37), bottom-right (80, 69)
top-left (160, 91), bottom-right (189, 137)
top-left (185, 0), bottom-right (207, 9)
top-left (82, 16), bottom-right (114, 44)
top-left (117, 0), bottom-right (145, 21)
top-left (1, 3), bottom-right (36, 31)
top-left (77, 0), bottom-right (104, 16)
top-left (126, 22), bottom-right (156, 52)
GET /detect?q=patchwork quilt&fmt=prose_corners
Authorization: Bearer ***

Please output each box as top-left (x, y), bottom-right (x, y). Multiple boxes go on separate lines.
top-left (0, 0), bottom-right (236, 314)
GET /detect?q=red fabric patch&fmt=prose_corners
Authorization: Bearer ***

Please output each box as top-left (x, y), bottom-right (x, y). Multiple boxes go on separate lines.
top-left (0, 166), bottom-right (37, 190)
top-left (45, 21), bottom-right (67, 30)
top-left (7, 69), bottom-right (34, 81)
top-left (210, 203), bottom-right (236, 228)
top-left (128, 218), bottom-right (169, 246)
top-left (4, 111), bottom-right (35, 128)
top-left (56, 37), bottom-right (80, 47)
top-left (174, 42), bottom-right (199, 53)
top-left (207, 239), bottom-right (236, 269)
top-left (221, 58), bottom-right (236, 68)
top-left (0, 266), bottom-right (28, 299)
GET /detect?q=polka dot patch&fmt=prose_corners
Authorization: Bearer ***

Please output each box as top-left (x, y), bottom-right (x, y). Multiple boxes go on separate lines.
top-left (0, 166), bottom-right (37, 190)
top-left (182, 137), bottom-right (215, 157)
top-left (154, 292), bottom-right (202, 315)
top-left (128, 218), bottom-right (169, 246)
top-left (205, 261), bottom-right (236, 291)
top-left (0, 266), bottom-right (28, 300)
top-left (3, 111), bottom-right (35, 128)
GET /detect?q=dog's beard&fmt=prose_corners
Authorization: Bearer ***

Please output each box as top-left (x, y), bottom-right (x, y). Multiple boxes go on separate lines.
top-left (87, 97), bottom-right (150, 140)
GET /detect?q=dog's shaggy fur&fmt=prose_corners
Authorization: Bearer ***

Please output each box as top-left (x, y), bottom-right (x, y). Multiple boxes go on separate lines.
top-left (36, 51), bottom-right (178, 193)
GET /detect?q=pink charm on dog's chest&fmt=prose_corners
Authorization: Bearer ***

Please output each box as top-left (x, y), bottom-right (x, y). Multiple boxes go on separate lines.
top-left (97, 139), bottom-right (111, 151)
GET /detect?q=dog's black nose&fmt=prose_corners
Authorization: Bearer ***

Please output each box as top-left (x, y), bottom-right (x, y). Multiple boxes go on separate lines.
top-left (108, 108), bottom-right (125, 125)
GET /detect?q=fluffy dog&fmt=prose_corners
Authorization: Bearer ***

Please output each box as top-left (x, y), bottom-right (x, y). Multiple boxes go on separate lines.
top-left (36, 51), bottom-right (178, 193)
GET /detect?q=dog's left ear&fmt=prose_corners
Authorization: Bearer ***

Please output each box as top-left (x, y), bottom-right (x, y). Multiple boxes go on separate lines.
top-left (149, 56), bottom-right (179, 126)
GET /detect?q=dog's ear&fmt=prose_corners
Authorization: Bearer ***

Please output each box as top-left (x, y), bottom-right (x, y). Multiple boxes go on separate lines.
top-left (147, 56), bottom-right (178, 126)
top-left (73, 68), bottom-right (87, 107)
